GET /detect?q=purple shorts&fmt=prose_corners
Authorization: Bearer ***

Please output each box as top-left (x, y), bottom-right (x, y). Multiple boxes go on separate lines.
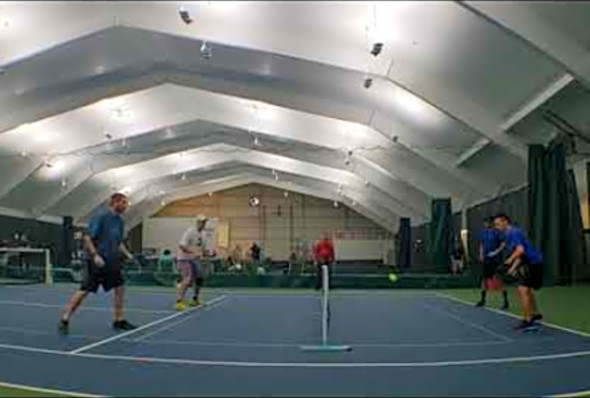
top-left (178, 259), bottom-right (203, 282)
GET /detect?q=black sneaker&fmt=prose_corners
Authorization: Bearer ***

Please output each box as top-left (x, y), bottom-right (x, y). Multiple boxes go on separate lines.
top-left (475, 301), bottom-right (485, 307)
top-left (58, 319), bottom-right (69, 335)
top-left (113, 320), bottom-right (137, 331)
top-left (513, 320), bottom-right (537, 331)
top-left (532, 313), bottom-right (543, 323)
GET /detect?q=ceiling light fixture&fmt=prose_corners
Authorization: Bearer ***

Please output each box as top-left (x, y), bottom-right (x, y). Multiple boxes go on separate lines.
top-left (179, 7), bottom-right (193, 24)
top-left (249, 195), bottom-right (260, 208)
top-left (200, 41), bottom-right (212, 60)
top-left (363, 77), bottom-right (373, 89)
top-left (333, 201), bottom-right (339, 208)
top-left (370, 42), bottom-right (383, 57)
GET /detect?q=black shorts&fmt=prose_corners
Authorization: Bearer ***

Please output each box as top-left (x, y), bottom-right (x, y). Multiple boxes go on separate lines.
top-left (80, 260), bottom-right (124, 293)
top-left (483, 257), bottom-right (502, 279)
top-left (517, 263), bottom-right (543, 290)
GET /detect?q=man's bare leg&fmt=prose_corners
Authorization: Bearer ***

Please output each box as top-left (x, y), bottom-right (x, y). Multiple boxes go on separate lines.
top-left (113, 285), bottom-right (125, 322)
top-left (518, 285), bottom-right (532, 322)
top-left (61, 290), bottom-right (88, 321)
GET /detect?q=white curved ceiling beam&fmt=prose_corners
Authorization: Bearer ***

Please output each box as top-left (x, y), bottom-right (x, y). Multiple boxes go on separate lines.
top-left (456, 72), bottom-right (575, 166)
top-left (0, 81), bottom-right (460, 212)
top-left (381, 73), bottom-right (528, 162)
top-left (460, 1), bottom-right (590, 90)
top-left (23, 120), bottom-right (430, 219)
top-left (63, 151), bottom-right (406, 225)
top-left (0, 26), bottom-right (499, 200)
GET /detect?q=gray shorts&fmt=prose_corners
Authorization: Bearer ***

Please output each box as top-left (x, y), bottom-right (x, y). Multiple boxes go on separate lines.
top-left (178, 259), bottom-right (204, 281)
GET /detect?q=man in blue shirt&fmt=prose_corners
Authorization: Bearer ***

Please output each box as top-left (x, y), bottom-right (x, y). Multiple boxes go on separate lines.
top-left (476, 217), bottom-right (508, 309)
top-left (494, 213), bottom-right (543, 331)
top-left (58, 193), bottom-right (136, 334)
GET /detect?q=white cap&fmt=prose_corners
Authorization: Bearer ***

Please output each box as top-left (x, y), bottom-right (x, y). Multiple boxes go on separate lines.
top-left (196, 214), bottom-right (208, 222)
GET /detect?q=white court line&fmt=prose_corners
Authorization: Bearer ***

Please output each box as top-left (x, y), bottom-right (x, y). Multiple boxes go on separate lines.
top-left (71, 348), bottom-right (590, 368)
top-left (69, 295), bottom-right (228, 354)
top-left (0, 299), bottom-right (174, 314)
top-left (0, 326), bottom-right (112, 341)
top-left (128, 337), bottom-right (533, 349)
top-left (0, 334), bottom-right (590, 368)
top-left (550, 389), bottom-right (590, 398)
top-left (133, 296), bottom-right (230, 342)
top-left (436, 293), bottom-right (590, 340)
top-left (423, 303), bottom-right (513, 343)
top-left (0, 381), bottom-right (103, 398)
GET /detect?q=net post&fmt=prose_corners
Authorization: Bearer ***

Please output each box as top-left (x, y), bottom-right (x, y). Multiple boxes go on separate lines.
top-left (44, 248), bottom-right (53, 286)
top-left (321, 264), bottom-right (329, 345)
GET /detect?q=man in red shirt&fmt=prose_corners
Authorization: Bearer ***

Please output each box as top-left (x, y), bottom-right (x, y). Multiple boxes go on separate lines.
top-left (313, 232), bottom-right (335, 290)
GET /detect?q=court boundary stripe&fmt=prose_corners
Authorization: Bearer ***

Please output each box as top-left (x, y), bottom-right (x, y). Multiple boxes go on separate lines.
top-left (70, 348), bottom-right (590, 367)
top-left (1, 340), bottom-right (589, 368)
top-left (422, 303), bottom-right (512, 343)
top-left (133, 296), bottom-right (230, 342)
top-left (549, 389), bottom-right (590, 397)
top-left (69, 295), bottom-right (228, 354)
top-left (130, 337), bottom-right (521, 349)
top-left (0, 381), bottom-right (104, 397)
top-left (436, 293), bottom-right (590, 340)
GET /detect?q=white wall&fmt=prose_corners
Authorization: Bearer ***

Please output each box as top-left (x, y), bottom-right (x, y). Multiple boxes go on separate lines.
top-left (143, 217), bottom-right (218, 254)
top-left (334, 239), bottom-right (392, 262)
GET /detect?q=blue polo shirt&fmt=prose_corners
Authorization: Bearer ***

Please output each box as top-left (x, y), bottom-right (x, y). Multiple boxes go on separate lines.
top-left (505, 226), bottom-right (543, 265)
top-left (480, 228), bottom-right (504, 256)
top-left (87, 207), bottom-right (124, 265)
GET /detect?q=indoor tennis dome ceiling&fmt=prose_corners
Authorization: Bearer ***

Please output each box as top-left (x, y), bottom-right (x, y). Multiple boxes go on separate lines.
top-left (1, 1), bottom-right (590, 231)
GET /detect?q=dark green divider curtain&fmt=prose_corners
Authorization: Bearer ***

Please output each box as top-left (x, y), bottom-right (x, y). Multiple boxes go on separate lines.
top-left (396, 218), bottom-right (411, 269)
top-left (528, 145), bottom-right (545, 251)
top-left (528, 143), bottom-right (585, 285)
top-left (564, 169), bottom-right (585, 284)
top-left (430, 199), bottom-right (452, 273)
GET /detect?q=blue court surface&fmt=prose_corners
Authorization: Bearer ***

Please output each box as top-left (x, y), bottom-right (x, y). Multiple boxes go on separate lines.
top-left (0, 285), bottom-right (589, 397)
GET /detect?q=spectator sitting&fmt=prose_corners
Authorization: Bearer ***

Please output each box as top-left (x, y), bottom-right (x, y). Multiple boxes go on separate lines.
top-left (157, 249), bottom-right (175, 275)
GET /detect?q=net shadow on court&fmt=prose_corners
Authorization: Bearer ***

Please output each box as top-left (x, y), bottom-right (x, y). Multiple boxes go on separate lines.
top-left (0, 285), bottom-right (589, 397)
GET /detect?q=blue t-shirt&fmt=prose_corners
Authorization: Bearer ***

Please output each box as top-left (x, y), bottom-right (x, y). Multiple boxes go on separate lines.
top-left (480, 228), bottom-right (504, 257)
top-left (505, 226), bottom-right (543, 265)
top-left (87, 207), bottom-right (124, 265)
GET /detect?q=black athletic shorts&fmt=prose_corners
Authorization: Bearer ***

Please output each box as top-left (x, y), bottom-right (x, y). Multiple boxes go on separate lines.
top-left (483, 256), bottom-right (502, 279)
top-left (517, 262), bottom-right (543, 290)
top-left (80, 260), bottom-right (124, 293)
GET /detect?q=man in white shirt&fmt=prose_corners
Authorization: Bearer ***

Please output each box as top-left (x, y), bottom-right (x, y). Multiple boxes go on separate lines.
top-left (175, 215), bottom-right (211, 311)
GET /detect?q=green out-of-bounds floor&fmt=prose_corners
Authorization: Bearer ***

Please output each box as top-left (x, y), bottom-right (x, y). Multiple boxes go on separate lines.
top-left (442, 285), bottom-right (590, 335)
top-left (0, 383), bottom-right (70, 397)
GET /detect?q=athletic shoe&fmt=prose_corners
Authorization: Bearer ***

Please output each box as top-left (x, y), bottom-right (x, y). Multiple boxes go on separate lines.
top-left (58, 319), bottom-right (69, 335)
top-left (532, 313), bottom-right (543, 323)
top-left (501, 302), bottom-right (509, 310)
top-left (175, 301), bottom-right (189, 311)
top-left (513, 320), bottom-right (537, 331)
top-left (475, 301), bottom-right (485, 307)
top-left (113, 320), bottom-right (137, 331)
top-left (189, 298), bottom-right (201, 307)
